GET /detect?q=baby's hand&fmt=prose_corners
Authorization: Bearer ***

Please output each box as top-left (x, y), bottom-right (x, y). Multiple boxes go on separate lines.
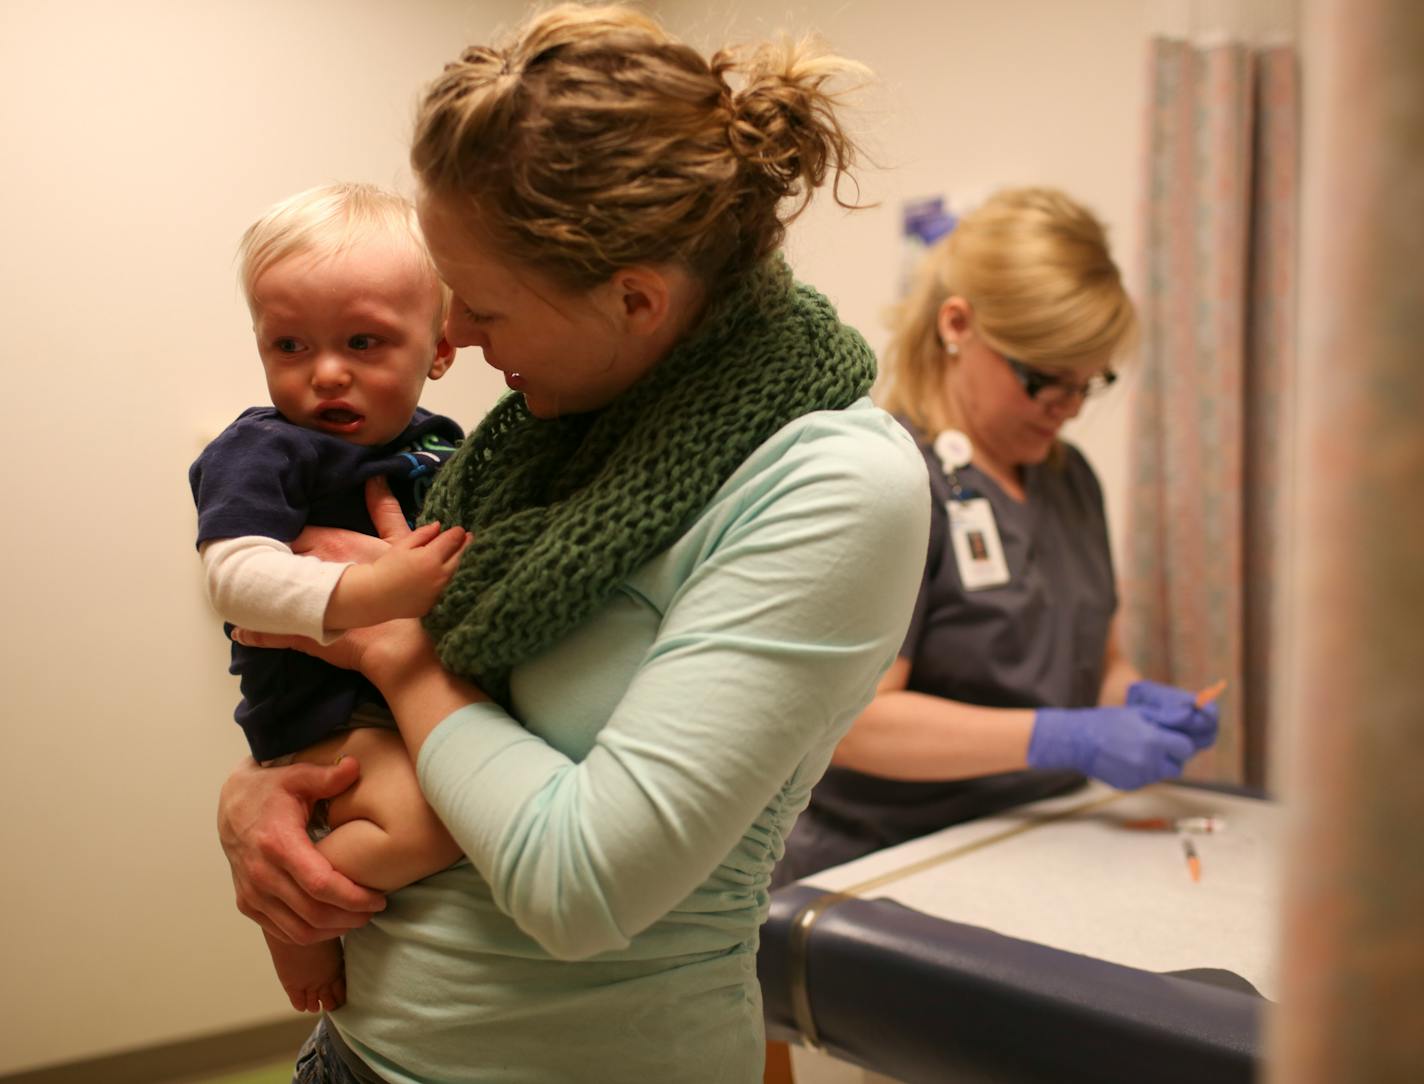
top-left (324, 522), bottom-right (467, 630)
top-left (367, 522), bottom-right (469, 618)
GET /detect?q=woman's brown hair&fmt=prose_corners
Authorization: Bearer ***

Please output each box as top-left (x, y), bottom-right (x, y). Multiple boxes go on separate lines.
top-left (411, 3), bottom-right (868, 293)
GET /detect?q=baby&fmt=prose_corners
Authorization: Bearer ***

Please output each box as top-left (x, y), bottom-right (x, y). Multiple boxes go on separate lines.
top-left (190, 183), bottom-right (466, 1012)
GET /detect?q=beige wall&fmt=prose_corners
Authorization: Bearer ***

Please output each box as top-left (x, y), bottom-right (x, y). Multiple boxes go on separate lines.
top-left (0, 1), bottom-right (518, 1074)
top-left (660, 0), bottom-right (1154, 550)
top-left (0, 0), bottom-right (1300, 1075)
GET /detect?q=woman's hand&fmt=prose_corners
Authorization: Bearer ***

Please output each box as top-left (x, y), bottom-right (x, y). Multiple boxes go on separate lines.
top-left (1126, 680), bottom-right (1221, 750)
top-left (247, 473), bottom-right (459, 683)
top-left (293, 525), bottom-right (391, 565)
top-left (217, 756), bottom-right (386, 944)
top-left (232, 617), bottom-right (440, 691)
top-left (1027, 706), bottom-right (1196, 790)
top-left (291, 475), bottom-right (422, 565)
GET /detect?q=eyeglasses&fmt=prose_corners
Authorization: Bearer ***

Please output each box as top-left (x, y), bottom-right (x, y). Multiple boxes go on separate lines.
top-left (1002, 355), bottom-right (1117, 405)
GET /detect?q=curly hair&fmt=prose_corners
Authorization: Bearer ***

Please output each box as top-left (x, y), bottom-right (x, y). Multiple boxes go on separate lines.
top-left (410, 4), bottom-right (868, 293)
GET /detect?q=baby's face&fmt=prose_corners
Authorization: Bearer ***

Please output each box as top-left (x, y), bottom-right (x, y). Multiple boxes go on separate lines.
top-left (250, 240), bottom-right (449, 446)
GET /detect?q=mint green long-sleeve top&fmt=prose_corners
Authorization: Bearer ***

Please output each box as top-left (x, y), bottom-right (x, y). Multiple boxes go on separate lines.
top-left (331, 400), bottom-right (930, 1083)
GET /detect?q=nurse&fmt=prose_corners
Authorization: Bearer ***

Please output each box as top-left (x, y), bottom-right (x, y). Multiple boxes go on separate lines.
top-left (776, 187), bottom-right (1220, 881)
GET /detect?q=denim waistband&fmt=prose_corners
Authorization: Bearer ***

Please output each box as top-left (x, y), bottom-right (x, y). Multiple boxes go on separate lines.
top-left (293, 1017), bottom-right (389, 1084)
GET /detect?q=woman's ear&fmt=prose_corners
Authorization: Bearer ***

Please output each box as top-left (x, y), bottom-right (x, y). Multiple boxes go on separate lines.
top-left (937, 296), bottom-right (972, 352)
top-left (604, 265), bottom-right (673, 336)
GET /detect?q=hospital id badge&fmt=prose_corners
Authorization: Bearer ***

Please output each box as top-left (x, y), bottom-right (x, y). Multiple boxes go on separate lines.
top-left (948, 498), bottom-right (1010, 591)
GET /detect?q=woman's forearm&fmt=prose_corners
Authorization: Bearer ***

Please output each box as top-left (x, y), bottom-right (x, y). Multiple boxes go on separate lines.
top-left (369, 640), bottom-right (489, 759)
top-left (830, 691), bottom-right (1037, 781)
top-left (1096, 616), bottom-right (1142, 706)
top-left (1098, 654), bottom-right (1142, 707)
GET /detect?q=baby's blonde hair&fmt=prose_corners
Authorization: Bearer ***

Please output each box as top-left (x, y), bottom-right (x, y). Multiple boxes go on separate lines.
top-left (238, 182), bottom-right (449, 322)
top-left (410, 3), bottom-right (868, 293)
top-left (881, 187), bottom-right (1138, 435)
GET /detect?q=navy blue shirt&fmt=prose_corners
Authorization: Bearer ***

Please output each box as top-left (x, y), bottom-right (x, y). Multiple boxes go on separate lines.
top-left (190, 407), bottom-right (463, 761)
top-left (899, 436), bottom-right (1117, 710)
top-left (777, 423), bottom-right (1116, 883)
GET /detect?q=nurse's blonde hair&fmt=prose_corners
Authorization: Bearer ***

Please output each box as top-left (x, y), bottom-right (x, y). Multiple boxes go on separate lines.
top-left (881, 187), bottom-right (1137, 436)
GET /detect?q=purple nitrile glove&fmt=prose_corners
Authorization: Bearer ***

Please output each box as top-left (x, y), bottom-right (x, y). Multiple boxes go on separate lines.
top-left (1028, 706), bottom-right (1196, 791)
top-left (1127, 680), bottom-right (1221, 751)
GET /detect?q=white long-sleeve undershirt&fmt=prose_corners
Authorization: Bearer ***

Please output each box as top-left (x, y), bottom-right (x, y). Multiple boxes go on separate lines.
top-left (199, 535), bottom-right (351, 644)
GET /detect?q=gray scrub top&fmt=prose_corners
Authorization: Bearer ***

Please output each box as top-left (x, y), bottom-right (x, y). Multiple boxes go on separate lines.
top-left (776, 423), bottom-right (1117, 883)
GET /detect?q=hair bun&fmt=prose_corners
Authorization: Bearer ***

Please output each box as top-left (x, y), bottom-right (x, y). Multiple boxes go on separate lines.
top-left (719, 39), bottom-right (864, 207)
top-left (413, 6), bottom-right (868, 292)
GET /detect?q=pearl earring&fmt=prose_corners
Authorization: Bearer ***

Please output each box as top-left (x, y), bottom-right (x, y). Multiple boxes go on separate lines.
top-left (943, 341), bottom-right (960, 358)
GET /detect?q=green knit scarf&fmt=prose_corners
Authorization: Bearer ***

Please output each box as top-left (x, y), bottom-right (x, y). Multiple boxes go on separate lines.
top-left (420, 255), bottom-right (876, 706)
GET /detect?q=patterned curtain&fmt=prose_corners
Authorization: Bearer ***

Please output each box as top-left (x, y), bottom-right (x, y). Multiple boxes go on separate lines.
top-left (1124, 39), bottom-right (1300, 785)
